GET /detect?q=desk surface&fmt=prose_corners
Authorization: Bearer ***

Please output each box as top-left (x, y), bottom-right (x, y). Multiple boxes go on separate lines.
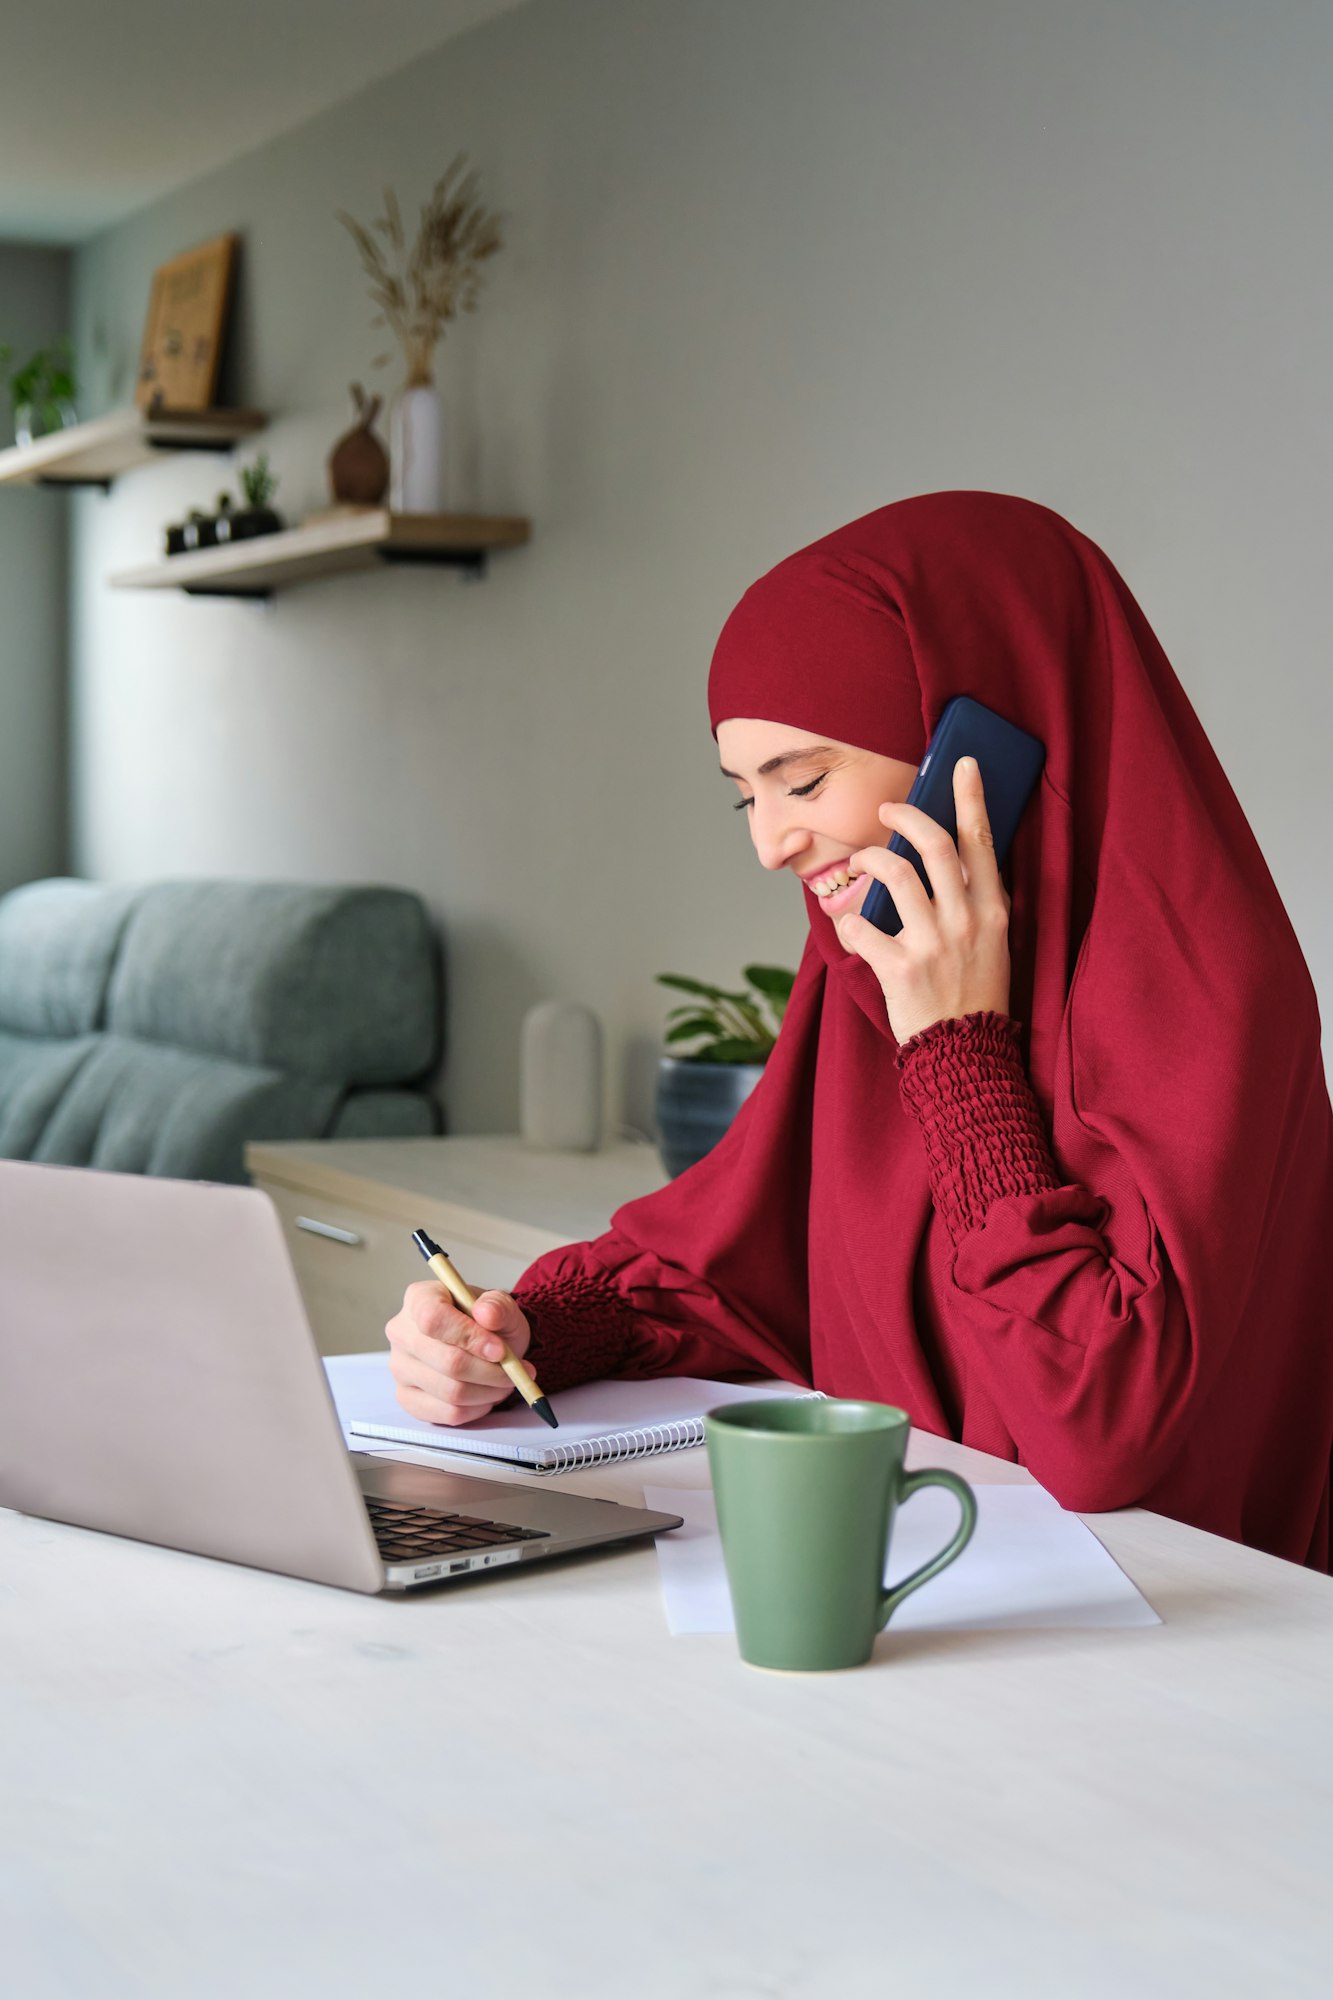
top-left (4, 1429), bottom-right (1332, 2000)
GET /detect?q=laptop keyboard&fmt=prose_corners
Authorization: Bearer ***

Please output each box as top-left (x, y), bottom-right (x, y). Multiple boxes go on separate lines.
top-left (365, 1495), bottom-right (550, 1566)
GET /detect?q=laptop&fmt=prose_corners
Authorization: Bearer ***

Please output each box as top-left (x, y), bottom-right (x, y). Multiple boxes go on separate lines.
top-left (0, 1159), bottom-right (682, 1593)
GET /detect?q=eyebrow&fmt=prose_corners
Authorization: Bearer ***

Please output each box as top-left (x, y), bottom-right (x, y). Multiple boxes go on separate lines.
top-left (718, 745), bottom-right (838, 781)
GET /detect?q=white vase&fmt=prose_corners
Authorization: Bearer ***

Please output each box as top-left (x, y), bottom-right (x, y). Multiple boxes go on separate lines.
top-left (390, 384), bottom-right (443, 513)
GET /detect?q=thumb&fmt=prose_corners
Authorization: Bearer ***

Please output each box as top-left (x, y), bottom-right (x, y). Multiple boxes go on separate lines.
top-left (472, 1290), bottom-right (519, 1331)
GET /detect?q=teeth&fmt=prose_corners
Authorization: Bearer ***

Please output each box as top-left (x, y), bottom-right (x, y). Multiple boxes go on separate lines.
top-left (813, 869), bottom-right (855, 897)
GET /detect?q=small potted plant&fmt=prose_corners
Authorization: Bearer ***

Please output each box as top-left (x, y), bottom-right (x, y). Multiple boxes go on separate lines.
top-left (230, 454), bottom-right (283, 539)
top-left (180, 506), bottom-right (215, 552)
top-left (654, 963), bottom-right (796, 1178)
top-left (0, 338), bottom-right (77, 446)
top-left (211, 492), bottom-right (237, 543)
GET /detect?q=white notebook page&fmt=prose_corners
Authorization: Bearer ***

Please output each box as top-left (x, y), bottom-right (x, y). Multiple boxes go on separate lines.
top-left (324, 1351), bottom-right (806, 1470)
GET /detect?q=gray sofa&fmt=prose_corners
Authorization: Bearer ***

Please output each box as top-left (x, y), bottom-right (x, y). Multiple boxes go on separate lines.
top-left (0, 877), bottom-right (441, 1182)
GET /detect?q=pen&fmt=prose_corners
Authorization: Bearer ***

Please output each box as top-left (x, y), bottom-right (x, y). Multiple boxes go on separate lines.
top-left (410, 1227), bottom-right (558, 1429)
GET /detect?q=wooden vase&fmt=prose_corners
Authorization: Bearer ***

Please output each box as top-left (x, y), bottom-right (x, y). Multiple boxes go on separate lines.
top-left (327, 384), bottom-right (389, 507)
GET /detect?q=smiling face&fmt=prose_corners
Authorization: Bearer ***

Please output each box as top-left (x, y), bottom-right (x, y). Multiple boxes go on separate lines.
top-left (716, 718), bottom-right (920, 940)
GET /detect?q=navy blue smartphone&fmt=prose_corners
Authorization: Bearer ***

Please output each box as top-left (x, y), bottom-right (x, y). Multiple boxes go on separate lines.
top-left (859, 695), bottom-right (1046, 936)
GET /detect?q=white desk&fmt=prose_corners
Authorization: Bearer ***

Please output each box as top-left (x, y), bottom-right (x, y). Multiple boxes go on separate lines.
top-left (4, 1432), bottom-right (1332, 1999)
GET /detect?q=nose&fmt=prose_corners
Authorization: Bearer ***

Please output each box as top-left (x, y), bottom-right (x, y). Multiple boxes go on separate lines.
top-left (749, 791), bottom-right (812, 874)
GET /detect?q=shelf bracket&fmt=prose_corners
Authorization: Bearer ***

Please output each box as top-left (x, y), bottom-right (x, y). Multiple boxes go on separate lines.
top-left (36, 474), bottom-right (112, 494)
top-left (145, 436), bottom-right (246, 456)
top-left (376, 547), bottom-right (489, 581)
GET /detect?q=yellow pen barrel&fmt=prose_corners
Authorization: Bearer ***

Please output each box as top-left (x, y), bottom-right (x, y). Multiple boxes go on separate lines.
top-left (428, 1248), bottom-right (546, 1409)
top-left (500, 1354), bottom-right (540, 1405)
top-left (426, 1252), bottom-right (478, 1314)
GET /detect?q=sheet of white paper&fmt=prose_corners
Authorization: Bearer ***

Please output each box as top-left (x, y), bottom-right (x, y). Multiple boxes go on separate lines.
top-left (644, 1483), bottom-right (1160, 1634)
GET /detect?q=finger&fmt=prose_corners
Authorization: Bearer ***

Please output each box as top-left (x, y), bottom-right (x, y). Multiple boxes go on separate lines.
top-left (470, 1290), bottom-right (525, 1341)
top-left (393, 1365), bottom-right (502, 1410)
top-left (847, 835), bottom-right (936, 931)
top-left (403, 1279), bottom-right (509, 1360)
top-left (402, 1279), bottom-right (479, 1344)
top-left (395, 1379), bottom-right (506, 1428)
top-left (389, 1332), bottom-right (514, 1398)
top-left (388, 1303), bottom-right (512, 1389)
top-left (868, 803), bottom-right (969, 921)
top-left (834, 904), bottom-right (907, 966)
top-left (952, 756), bottom-right (1006, 901)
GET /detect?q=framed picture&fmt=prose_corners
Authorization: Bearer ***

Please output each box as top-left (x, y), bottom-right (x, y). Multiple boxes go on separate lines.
top-left (135, 234), bottom-right (237, 412)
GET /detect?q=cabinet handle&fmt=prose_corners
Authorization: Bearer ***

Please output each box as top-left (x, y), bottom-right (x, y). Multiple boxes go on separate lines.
top-left (295, 1215), bottom-right (364, 1248)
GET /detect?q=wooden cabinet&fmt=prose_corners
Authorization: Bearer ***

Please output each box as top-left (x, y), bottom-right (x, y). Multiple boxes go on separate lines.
top-left (245, 1134), bottom-right (668, 1356)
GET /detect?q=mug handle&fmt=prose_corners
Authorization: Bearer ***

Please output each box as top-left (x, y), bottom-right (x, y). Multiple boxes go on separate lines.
top-left (878, 1468), bottom-right (978, 1629)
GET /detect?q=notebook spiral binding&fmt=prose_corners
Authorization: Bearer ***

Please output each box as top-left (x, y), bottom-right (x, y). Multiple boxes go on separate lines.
top-left (535, 1418), bottom-right (704, 1473)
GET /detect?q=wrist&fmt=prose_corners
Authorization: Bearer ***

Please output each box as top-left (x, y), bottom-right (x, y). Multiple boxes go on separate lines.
top-left (895, 1006), bottom-right (1013, 1056)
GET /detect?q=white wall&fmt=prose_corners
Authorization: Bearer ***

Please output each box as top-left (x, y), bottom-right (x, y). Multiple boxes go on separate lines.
top-left (0, 241), bottom-right (69, 893)
top-left (69, 0), bottom-right (1333, 1135)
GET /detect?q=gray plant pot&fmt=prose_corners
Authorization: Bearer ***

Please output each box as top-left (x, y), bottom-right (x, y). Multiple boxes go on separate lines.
top-left (655, 1054), bottom-right (765, 1179)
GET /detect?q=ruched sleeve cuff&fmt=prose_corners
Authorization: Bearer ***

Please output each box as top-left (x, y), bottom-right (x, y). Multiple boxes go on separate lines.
top-left (895, 1010), bottom-right (1062, 1248)
top-left (511, 1270), bottom-right (642, 1394)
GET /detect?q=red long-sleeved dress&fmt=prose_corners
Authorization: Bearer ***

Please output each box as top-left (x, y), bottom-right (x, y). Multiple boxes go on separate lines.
top-left (511, 999), bottom-right (1331, 1570)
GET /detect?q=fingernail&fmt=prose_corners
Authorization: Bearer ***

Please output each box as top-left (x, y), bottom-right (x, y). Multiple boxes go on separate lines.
top-left (484, 1341), bottom-right (505, 1361)
top-left (959, 756), bottom-right (977, 774)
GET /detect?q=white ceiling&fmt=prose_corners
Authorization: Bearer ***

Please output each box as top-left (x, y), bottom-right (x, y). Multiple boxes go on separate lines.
top-left (0, 0), bottom-right (530, 245)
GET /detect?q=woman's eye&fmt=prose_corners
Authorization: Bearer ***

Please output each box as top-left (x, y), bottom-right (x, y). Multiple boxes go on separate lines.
top-left (731, 773), bottom-right (827, 813)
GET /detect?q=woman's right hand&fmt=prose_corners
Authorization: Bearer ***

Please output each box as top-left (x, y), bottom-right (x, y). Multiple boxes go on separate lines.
top-left (384, 1280), bottom-right (534, 1427)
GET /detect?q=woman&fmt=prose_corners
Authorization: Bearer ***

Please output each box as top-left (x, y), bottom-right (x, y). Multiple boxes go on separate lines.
top-left (386, 491), bottom-right (1333, 1568)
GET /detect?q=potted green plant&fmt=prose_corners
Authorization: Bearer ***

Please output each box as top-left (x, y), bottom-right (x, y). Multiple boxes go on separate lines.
top-left (165, 462), bottom-right (281, 556)
top-left (0, 338), bottom-right (77, 446)
top-left (654, 963), bottom-right (796, 1178)
top-left (230, 453), bottom-right (283, 539)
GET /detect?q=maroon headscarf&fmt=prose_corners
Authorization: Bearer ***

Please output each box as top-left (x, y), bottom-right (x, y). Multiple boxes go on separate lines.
top-left (605, 490), bottom-right (1333, 1564)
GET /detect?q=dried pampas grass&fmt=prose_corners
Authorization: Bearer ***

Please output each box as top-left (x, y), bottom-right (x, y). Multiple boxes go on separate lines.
top-left (338, 155), bottom-right (504, 388)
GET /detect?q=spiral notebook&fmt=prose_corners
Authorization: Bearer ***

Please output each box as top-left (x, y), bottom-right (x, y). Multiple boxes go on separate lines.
top-left (325, 1352), bottom-right (811, 1474)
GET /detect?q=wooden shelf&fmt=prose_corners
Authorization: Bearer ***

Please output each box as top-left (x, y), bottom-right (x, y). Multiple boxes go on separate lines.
top-left (0, 406), bottom-right (267, 491)
top-left (108, 508), bottom-right (531, 597)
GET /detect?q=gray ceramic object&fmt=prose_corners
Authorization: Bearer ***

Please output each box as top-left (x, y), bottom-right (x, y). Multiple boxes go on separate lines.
top-left (519, 1000), bottom-right (603, 1151)
top-left (655, 1055), bottom-right (764, 1178)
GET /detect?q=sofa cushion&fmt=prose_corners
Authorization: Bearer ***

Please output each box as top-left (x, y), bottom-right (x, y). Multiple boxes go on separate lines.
top-left (30, 1035), bottom-right (346, 1184)
top-left (0, 879), bottom-right (139, 1037)
top-left (329, 1090), bottom-right (440, 1140)
top-left (105, 882), bottom-right (439, 1084)
top-left (0, 1031), bottom-right (99, 1156)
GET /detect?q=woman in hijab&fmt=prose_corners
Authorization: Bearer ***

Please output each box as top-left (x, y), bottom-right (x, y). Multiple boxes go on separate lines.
top-left (386, 491), bottom-right (1333, 1569)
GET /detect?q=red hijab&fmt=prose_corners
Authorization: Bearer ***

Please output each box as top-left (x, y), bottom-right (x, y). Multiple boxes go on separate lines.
top-left (613, 491), bottom-right (1333, 1565)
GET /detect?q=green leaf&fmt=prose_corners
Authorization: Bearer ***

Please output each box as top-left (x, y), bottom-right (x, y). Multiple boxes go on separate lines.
top-left (695, 1037), bottom-right (772, 1064)
top-left (664, 1016), bottom-right (722, 1044)
top-left (744, 964), bottom-right (796, 1000)
top-left (656, 973), bottom-right (728, 1001)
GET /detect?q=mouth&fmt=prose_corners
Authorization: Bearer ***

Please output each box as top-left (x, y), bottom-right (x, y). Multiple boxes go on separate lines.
top-left (802, 860), bottom-right (866, 915)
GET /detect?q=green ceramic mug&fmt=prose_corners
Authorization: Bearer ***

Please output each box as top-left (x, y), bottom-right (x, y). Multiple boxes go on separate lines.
top-left (704, 1397), bottom-right (978, 1672)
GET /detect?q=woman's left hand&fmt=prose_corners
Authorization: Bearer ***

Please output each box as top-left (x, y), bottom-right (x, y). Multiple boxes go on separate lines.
top-left (834, 756), bottom-right (1013, 1045)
